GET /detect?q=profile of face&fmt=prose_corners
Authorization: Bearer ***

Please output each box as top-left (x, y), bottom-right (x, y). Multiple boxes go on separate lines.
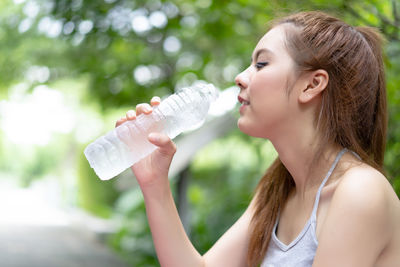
top-left (235, 25), bottom-right (301, 140)
top-left (235, 25), bottom-right (324, 141)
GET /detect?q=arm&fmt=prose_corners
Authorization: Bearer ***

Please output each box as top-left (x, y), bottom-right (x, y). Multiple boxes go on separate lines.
top-left (313, 167), bottom-right (392, 267)
top-left (141, 166), bottom-right (203, 267)
top-left (117, 100), bottom-right (254, 267)
top-left (142, 171), bottom-right (255, 267)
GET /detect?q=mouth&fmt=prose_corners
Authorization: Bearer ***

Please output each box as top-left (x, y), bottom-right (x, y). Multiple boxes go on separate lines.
top-left (238, 95), bottom-right (250, 105)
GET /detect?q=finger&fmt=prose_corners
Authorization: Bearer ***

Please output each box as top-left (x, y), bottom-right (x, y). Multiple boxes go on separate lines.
top-left (115, 117), bottom-right (127, 127)
top-left (150, 96), bottom-right (161, 106)
top-left (136, 103), bottom-right (152, 116)
top-left (126, 110), bottom-right (136, 120)
top-left (148, 132), bottom-right (176, 156)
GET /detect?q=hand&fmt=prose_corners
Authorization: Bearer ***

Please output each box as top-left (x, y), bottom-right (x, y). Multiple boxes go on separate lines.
top-left (115, 96), bottom-right (177, 189)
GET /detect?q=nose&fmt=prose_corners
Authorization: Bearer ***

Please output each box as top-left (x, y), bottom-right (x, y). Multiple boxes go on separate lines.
top-left (235, 68), bottom-right (250, 90)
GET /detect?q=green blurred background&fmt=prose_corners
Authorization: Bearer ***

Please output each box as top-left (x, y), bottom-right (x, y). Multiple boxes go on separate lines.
top-left (0, 0), bottom-right (399, 265)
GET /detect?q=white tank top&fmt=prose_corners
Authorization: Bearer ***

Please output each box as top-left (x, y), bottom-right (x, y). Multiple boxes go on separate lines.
top-left (261, 148), bottom-right (348, 267)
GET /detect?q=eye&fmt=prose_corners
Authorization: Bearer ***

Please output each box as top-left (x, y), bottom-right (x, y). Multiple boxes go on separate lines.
top-left (255, 62), bottom-right (268, 70)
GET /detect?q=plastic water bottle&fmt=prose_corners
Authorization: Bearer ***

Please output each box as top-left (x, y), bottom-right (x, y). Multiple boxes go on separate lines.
top-left (84, 83), bottom-right (219, 180)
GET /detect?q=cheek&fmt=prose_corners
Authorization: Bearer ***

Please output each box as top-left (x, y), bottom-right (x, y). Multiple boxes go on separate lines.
top-left (250, 70), bottom-right (289, 108)
top-left (254, 67), bottom-right (289, 90)
top-left (247, 71), bottom-right (292, 133)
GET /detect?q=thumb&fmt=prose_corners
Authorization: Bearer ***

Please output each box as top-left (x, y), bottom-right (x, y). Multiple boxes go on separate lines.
top-left (148, 132), bottom-right (176, 157)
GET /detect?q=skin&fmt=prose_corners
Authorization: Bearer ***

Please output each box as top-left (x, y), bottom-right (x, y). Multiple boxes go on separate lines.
top-left (116, 25), bottom-right (400, 267)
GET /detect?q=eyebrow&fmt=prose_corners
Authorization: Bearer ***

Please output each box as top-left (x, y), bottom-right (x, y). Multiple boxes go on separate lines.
top-left (251, 48), bottom-right (274, 62)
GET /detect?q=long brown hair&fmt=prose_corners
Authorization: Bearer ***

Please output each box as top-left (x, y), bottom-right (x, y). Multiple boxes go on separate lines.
top-left (247, 11), bottom-right (387, 267)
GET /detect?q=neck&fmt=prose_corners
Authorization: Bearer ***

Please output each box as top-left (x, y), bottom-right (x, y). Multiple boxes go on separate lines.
top-left (269, 126), bottom-right (340, 198)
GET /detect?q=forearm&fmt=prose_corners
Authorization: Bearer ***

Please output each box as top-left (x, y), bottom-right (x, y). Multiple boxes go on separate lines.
top-left (141, 177), bottom-right (204, 267)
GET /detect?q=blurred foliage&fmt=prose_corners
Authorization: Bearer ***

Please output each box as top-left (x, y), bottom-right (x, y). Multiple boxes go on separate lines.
top-left (188, 131), bottom-right (277, 253)
top-left (0, 0), bottom-right (399, 266)
top-left (111, 186), bottom-right (157, 265)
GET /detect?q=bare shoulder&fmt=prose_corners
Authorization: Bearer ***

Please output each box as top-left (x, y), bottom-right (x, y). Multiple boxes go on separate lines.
top-left (332, 164), bottom-right (399, 222)
top-left (313, 163), bottom-right (400, 266)
top-left (334, 164), bottom-right (399, 212)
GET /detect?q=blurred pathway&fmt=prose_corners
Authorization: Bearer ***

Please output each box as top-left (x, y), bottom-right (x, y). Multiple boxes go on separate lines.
top-left (0, 178), bottom-right (130, 267)
top-left (0, 225), bottom-right (129, 267)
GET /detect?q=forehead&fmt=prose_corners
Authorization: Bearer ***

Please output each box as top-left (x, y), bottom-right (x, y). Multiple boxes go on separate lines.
top-left (253, 26), bottom-right (289, 58)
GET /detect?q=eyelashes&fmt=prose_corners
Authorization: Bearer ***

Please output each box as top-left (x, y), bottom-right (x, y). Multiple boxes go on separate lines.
top-left (255, 62), bottom-right (269, 70)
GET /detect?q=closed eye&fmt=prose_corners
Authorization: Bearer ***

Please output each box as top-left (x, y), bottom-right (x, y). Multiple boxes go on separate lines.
top-left (255, 62), bottom-right (268, 70)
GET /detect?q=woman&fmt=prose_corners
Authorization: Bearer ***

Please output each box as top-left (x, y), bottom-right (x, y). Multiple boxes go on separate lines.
top-left (116, 11), bottom-right (400, 267)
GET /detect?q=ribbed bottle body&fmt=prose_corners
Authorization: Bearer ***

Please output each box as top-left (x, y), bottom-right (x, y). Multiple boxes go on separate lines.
top-left (84, 83), bottom-right (218, 180)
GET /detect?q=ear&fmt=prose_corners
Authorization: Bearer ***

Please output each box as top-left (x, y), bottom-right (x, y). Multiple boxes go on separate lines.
top-left (298, 69), bottom-right (329, 104)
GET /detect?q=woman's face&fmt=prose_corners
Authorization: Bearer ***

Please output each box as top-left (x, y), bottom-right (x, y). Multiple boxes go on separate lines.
top-left (235, 25), bottom-right (300, 139)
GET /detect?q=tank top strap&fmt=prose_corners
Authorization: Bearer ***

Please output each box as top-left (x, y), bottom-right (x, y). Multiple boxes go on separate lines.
top-left (311, 148), bottom-right (348, 216)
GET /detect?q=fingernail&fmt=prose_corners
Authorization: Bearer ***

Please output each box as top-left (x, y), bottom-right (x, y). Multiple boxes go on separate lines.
top-left (127, 111), bottom-right (135, 118)
top-left (148, 133), bottom-right (158, 142)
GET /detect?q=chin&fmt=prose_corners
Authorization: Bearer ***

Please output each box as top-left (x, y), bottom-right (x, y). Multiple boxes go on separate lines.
top-left (237, 118), bottom-right (270, 139)
top-left (237, 119), bottom-right (257, 137)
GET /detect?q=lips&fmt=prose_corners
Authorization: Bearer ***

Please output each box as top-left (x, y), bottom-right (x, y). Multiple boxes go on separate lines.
top-left (238, 95), bottom-right (250, 115)
top-left (238, 95), bottom-right (250, 105)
